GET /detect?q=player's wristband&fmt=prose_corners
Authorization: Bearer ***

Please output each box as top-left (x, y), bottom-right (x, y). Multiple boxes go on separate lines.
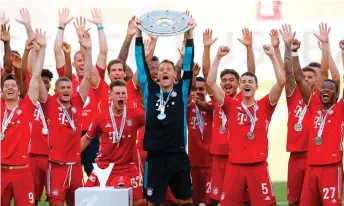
top-left (97, 25), bottom-right (104, 31)
top-left (58, 26), bottom-right (64, 30)
top-left (292, 52), bottom-right (298, 57)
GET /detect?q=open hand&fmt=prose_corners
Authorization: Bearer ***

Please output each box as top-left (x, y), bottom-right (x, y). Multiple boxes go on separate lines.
top-left (203, 29), bottom-right (217, 47)
top-left (314, 22), bottom-right (331, 43)
top-left (16, 8), bottom-right (31, 26)
top-left (1, 24), bottom-right (10, 42)
top-left (279, 23), bottom-right (295, 44)
top-left (87, 8), bottom-right (102, 26)
top-left (237, 27), bottom-right (253, 47)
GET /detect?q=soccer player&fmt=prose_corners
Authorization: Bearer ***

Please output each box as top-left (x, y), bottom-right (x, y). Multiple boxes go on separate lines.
top-left (29, 68), bottom-right (54, 205)
top-left (1, 29), bottom-right (47, 206)
top-left (292, 24), bottom-right (344, 206)
top-left (284, 23), bottom-right (340, 206)
top-left (207, 44), bottom-right (285, 206)
top-left (81, 79), bottom-right (145, 206)
top-left (201, 28), bottom-right (255, 204)
top-left (44, 30), bottom-right (96, 206)
top-left (135, 16), bottom-right (196, 205)
top-left (54, 8), bottom-right (106, 176)
top-left (187, 76), bottom-right (213, 206)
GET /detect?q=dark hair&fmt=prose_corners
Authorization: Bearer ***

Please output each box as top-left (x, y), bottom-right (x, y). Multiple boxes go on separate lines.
top-left (109, 79), bottom-right (127, 91)
top-left (220, 69), bottom-right (240, 81)
top-left (41, 69), bottom-right (54, 81)
top-left (159, 59), bottom-right (176, 71)
top-left (195, 76), bottom-right (205, 82)
top-left (308, 62), bottom-right (321, 69)
top-left (152, 56), bottom-right (159, 62)
top-left (241, 72), bottom-right (258, 84)
top-left (302, 67), bottom-right (317, 76)
top-left (1, 74), bottom-right (19, 89)
top-left (323, 79), bottom-right (339, 93)
top-left (73, 51), bottom-right (82, 60)
top-left (125, 64), bottom-right (132, 73)
top-left (11, 50), bottom-right (21, 57)
top-left (55, 77), bottom-right (72, 88)
top-left (107, 59), bottom-right (126, 73)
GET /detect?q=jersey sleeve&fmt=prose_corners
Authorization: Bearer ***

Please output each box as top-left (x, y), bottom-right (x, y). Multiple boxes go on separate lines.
top-left (56, 65), bottom-right (65, 77)
top-left (86, 116), bottom-right (99, 138)
top-left (96, 64), bottom-right (106, 80)
top-left (262, 94), bottom-right (277, 121)
top-left (93, 80), bottom-right (109, 102)
top-left (181, 39), bottom-right (195, 106)
top-left (135, 109), bottom-right (145, 128)
top-left (221, 94), bottom-right (234, 118)
top-left (135, 37), bottom-right (153, 109)
top-left (72, 92), bottom-right (85, 110)
top-left (21, 94), bottom-right (36, 116)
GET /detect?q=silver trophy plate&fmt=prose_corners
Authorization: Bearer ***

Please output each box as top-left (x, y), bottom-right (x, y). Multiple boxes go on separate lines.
top-left (138, 10), bottom-right (191, 37)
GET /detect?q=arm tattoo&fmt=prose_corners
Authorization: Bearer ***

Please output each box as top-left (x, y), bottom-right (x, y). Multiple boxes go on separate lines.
top-left (285, 43), bottom-right (295, 93)
top-left (118, 35), bottom-right (133, 64)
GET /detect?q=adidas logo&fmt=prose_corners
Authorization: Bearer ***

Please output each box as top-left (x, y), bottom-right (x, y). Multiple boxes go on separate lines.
top-left (106, 123), bottom-right (111, 128)
top-left (331, 199), bottom-right (337, 203)
top-left (265, 196), bottom-right (270, 201)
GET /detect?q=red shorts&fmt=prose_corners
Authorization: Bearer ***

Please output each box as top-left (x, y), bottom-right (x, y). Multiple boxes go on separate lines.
top-left (29, 154), bottom-right (48, 201)
top-left (85, 163), bottom-right (143, 201)
top-left (191, 166), bottom-right (212, 205)
top-left (287, 152), bottom-right (307, 202)
top-left (210, 155), bottom-right (228, 201)
top-left (1, 167), bottom-right (35, 206)
top-left (300, 162), bottom-right (343, 206)
top-left (220, 161), bottom-right (276, 206)
top-left (46, 161), bottom-right (84, 204)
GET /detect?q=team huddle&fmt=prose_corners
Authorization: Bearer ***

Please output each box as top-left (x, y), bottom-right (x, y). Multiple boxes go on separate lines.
top-left (1, 7), bottom-right (344, 206)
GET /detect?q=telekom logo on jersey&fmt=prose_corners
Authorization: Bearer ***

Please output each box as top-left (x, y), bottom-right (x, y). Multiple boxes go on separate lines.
top-left (58, 113), bottom-right (68, 125)
top-left (33, 109), bottom-right (40, 121)
top-left (237, 113), bottom-right (248, 125)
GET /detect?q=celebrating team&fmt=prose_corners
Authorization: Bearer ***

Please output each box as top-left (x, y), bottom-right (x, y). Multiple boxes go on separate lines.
top-left (1, 7), bottom-right (344, 206)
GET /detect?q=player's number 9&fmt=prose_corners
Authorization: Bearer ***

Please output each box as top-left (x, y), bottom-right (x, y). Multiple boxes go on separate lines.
top-left (28, 192), bottom-right (34, 203)
top-left (261, 183), bottom-right (268, 195)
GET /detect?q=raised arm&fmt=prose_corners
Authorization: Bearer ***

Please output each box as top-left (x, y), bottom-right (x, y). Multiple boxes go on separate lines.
top-left (279, 24), bottom-right (296, 97)
top-left (263, 45), bottom-right (286, 105)
top-left (54, 8), bottom-right (74, 69)
top-left (11, 56), bottom-right (25, 99)
top-left (20, 40), bottom-right (34, 97)
top-left (292, 39), bottom-right (312, 104)
top-left (16, 8), bottom-right (34, 39)
top-left (118, 16), bottom-right (136, 64)
top-left (270, 29), bottom-right (283, 69)
top-left (317, 41), bottom-right (340, 89)
top-left (145, 35), bottom-right (158, 65)
top-left (175, 39), bottom-right (186, 81)
top-left (1, 23), bottom-right (12, 73)
top-left (340, 41), bottom-right (344, 83)
top-left (238, 27), bottom-right (255, 73)
top-left (28, 29), bottom-right (47, 104)
top-left (206, 46), bottom-right (229, 106)
top-left (78, 31), bottom-right (92, 102)
top-left (62, 42), bottom-right (72, 80)
top-left (202, 29), bottom-right (217, 80)
top-left (87, 8), bottom-right (108, 70)
top-left (314, 23), bottom-right (330, 85)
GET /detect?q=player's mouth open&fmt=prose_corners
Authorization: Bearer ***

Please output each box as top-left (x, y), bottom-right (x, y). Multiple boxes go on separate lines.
top-left (162, 75), bottom-right (169, 80)
top-left (322, 93), bottom-right (330, 100)
top-left (63, 93), bottom-right (70, 97)
top-left (244, 87), bottom-right (251, 92)
top-left (118, 100), bottom-right (124, 105)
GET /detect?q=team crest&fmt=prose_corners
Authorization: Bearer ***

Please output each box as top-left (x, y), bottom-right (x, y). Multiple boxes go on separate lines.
top-left (147, 187), bottom-right (153, 196)
top-left (52, 188), bottom-right (59, 196)
top-left (213, 187), bottom-right (219, 195)
top-left (17, 110), bottom-right (22, 115)
top-left (171, 91), bottom-right (177, 97)
top-left (127, 119), bottom-right (133, 126)
top-left (71, 107), bottom-right (77, 113)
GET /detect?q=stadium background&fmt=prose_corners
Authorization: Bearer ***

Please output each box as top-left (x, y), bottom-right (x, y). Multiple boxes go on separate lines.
top-left (2, 0), bottom-right (344, 204)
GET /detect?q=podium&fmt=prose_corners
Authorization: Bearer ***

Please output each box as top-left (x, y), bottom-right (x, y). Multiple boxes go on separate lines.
top-left (75, 187), bottom-right (133, 206)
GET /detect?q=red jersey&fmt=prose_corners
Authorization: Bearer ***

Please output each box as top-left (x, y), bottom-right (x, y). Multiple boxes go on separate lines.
top-left (1, 95), bottom-right (35, 165)
top-left (286, 88), bottom-right (321, 152)
top-left (86, 106), bottom-right (145, 166)
top-left (210, 92), bottom-right (243, 155)
top-left (57, 65), bottom-right (104, 131)
top-left (187, 102), bottom-right (213, 167)
top-left (95, 79), bottom-right (144, 112)
top-left (222, 94), bottom-right (276, 164)
top-left (307, 97), bottom-right (344, 165)
top-left (42, 93), bottom-right (84, 163)
top-left (29, 95), bottom-right (55, 155)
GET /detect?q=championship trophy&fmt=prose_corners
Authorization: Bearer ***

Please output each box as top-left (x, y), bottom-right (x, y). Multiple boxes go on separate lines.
top-left (138, 10), bottom-right (191, 36)
top-left (75, 163), bottom-right (133, 206)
